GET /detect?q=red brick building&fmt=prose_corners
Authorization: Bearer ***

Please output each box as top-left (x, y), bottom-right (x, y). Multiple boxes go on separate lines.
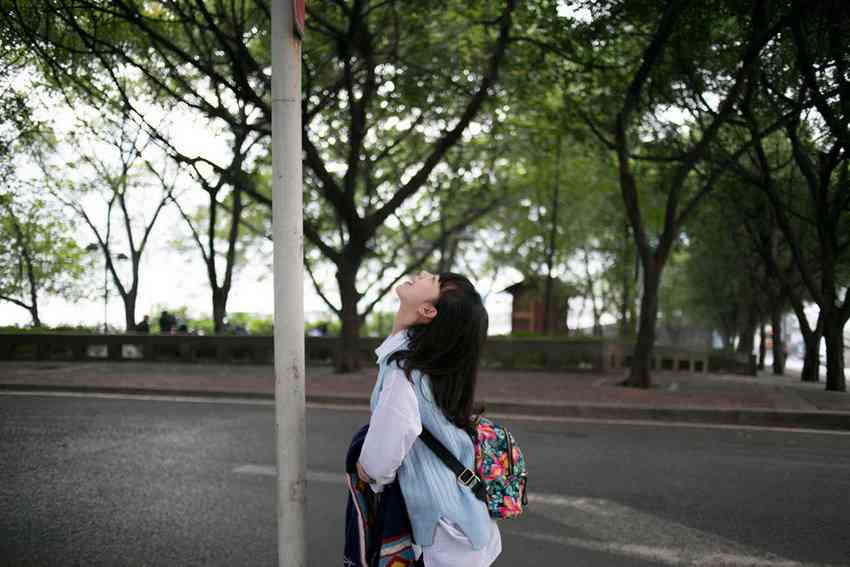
top-left (502, 277), bottom-right (574, 335)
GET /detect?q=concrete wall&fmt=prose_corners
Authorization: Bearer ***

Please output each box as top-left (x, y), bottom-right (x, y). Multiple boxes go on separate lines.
top-left (0, 334), bottom-right (755, 375)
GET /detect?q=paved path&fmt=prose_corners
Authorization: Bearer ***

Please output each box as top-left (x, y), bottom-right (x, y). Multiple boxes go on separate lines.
top-left (1, 359), bottom-right (849, 429)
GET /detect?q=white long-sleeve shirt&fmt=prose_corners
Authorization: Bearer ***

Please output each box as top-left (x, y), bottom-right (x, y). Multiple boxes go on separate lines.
top-left (358, 331), bottom-right (501, 567)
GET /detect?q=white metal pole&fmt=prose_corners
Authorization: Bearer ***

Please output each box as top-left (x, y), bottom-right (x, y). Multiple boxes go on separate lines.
top-left (272, 1), bottom-right (305, 565)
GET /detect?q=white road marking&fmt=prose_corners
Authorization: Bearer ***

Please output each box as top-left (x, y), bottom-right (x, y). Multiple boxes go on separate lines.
top-left (528, 493), bottom-right (615, 516)
top-left (233, 464), bottom-right (277, 476)
top-left (235, 465), bottom-right (838, 566)
top-left (515, 495), bottom-right (841, 567)
top-left (3, 389), bottom-right (850, 436)
top-left (498, 529), bottom-right (829, 567)
top-left (233, 464), bottom-right (341, 484)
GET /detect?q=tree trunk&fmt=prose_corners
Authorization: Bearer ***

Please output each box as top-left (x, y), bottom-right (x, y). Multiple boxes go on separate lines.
top-left (123, 292), bottom-right (137, 332)
top-left (798, 309), bottom-right (823, 383)
top-left (335, 265), bottom-right (363, 372)
top-left (29, 304), bottom-right (41, 328)
top-left (592, 312), bottom-right (603, 337)
top-left (25, 249), bottom-right (40, 327)
top-left (771, 307), bottom-right (785, 375)
top-left (800, 331), bottom-right (822, 383)
top-left (581, 247), bottom-right (602, 337)
top-left (822, 309), bottom-right (847, 392)
top-left (619, 222), bottom-right (633, 337)
top-left (212, 288), bottom-right (228, 334)
top-left (542, 274), bottom-right (554, 335)
top-left (542, 136), bottom-right (562, 336)
top-left (620, 272), bottom-right (630, 336)
top-left (758, 323), bottom-right (767, 370)
top-left (737, 308), bottom-right (757, 356)
top-left (623, 265), bottom-right (660, 388)
top-left (737, 326), bottom-right (755, 356)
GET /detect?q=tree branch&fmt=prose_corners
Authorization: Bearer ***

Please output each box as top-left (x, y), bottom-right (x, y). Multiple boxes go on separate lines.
top-left (304, 255), bottom-right (342, 316)
top-left (367, 0), bottom-right (516, 233)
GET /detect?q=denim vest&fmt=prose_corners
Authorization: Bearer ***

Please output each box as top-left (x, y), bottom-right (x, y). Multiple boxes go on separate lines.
top-left (371, 337), bottom-right (492, 550)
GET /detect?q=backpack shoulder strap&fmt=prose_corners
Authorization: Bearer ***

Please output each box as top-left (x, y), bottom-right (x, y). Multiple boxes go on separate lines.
top-left (418, 427), bottom-right (486, 502)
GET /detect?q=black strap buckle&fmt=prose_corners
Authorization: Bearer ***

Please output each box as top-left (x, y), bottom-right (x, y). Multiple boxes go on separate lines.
top-left (457, 468), bottom-right (480, 488)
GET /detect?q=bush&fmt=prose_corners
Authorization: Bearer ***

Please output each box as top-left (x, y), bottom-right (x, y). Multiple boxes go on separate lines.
top-left (488, 332), bottom-right (607, 342)
top-left (0, 324), bottom-right (98, 334)
top-left (363, 311), bottom-right (394, 337)
top-left (224, 312), bottom-right (273, 335)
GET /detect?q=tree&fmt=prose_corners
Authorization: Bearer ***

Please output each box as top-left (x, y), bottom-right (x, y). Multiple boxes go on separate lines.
top-left (553, 0), bottom-right (788, 387)
top-left (0, 19), bottom-right (35, 182)
top-left (719, 128), bottom-right (823, 380)
top-left (739, 0), bottom-right (850, 391)
top-left (44, 111), bottom-right (173, 332)
top-left (298, 0), bottom-right (518, 369)
top-left (482, 108), bottom-right (624, 336)
top-left (4, 0), bottom-right (519, 369)
top-left (0, 41), bottom-right (86, 326)
top-left (0, 191), bottom-right (86, 325)
top-left (682, 171), bottom-right (803, 376)
top-left (170, 179), bottom-right (253, 334)
top-left (5, 1), bottom-right (277, 335)
top-left (593, 203), bottom-right (639, 337)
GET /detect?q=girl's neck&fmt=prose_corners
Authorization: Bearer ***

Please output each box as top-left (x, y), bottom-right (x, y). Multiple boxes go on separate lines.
top-left (391, 306), bottom-right (419, 335)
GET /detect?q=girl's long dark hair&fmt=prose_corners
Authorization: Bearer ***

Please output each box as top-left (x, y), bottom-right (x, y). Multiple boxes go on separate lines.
top-left (388, 272), bottom-right (488, 430)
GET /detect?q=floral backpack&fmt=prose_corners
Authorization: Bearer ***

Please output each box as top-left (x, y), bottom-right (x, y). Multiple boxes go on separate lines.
top-left (472, 416), bottom-right (528, 519)
top-left (419, 416), bottom-right (528, 520)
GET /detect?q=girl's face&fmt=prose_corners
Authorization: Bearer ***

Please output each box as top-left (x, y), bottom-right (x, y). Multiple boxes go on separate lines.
top-left (396, 270), bottom-right (440, 307)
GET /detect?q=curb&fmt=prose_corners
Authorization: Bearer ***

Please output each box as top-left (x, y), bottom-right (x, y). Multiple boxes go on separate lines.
top-left (0, 383), bottom-right (273, 400)
top-left (2, 383), bottom-right (849, 431)
top-left (480, 398), bottom-right (850, 431)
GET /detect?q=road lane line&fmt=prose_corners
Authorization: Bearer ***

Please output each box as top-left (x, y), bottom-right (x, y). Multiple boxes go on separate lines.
top-left (233, 464), bottom-right (277, 475)
top-left (525, 493), bottom-right (839, 567)
top-left (499, 529), bottom-right (833, 567)
top-left (233, 465), bottom-right (341, 484)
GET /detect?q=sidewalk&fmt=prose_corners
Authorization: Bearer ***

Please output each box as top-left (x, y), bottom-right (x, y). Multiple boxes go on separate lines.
top-left (1, 360), bottom-right (849, 430)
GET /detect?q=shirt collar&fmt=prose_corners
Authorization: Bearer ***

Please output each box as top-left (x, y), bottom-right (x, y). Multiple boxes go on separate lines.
top-left (374, 330), bottom-right (409, 363)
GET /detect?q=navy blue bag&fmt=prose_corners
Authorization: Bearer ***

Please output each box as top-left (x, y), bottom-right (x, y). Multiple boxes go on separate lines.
top-left (344, 425), bottom-right (422, 567)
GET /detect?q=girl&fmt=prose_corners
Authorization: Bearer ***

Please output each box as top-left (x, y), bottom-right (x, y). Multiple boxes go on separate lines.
top-left (357, 271), bottom-right (501, 567)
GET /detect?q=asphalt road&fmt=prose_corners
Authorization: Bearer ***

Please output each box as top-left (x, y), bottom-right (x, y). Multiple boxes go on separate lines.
top-left (1, 392), bottom-right (849, 566)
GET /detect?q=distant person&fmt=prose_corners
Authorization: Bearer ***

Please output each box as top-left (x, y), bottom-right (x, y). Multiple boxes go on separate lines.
top-left (159, 310), bottom-right (176, 334)
top-left (307, 323), bottom-right (329, 337)
top-left (136, 315), bottom-right (150, 334)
